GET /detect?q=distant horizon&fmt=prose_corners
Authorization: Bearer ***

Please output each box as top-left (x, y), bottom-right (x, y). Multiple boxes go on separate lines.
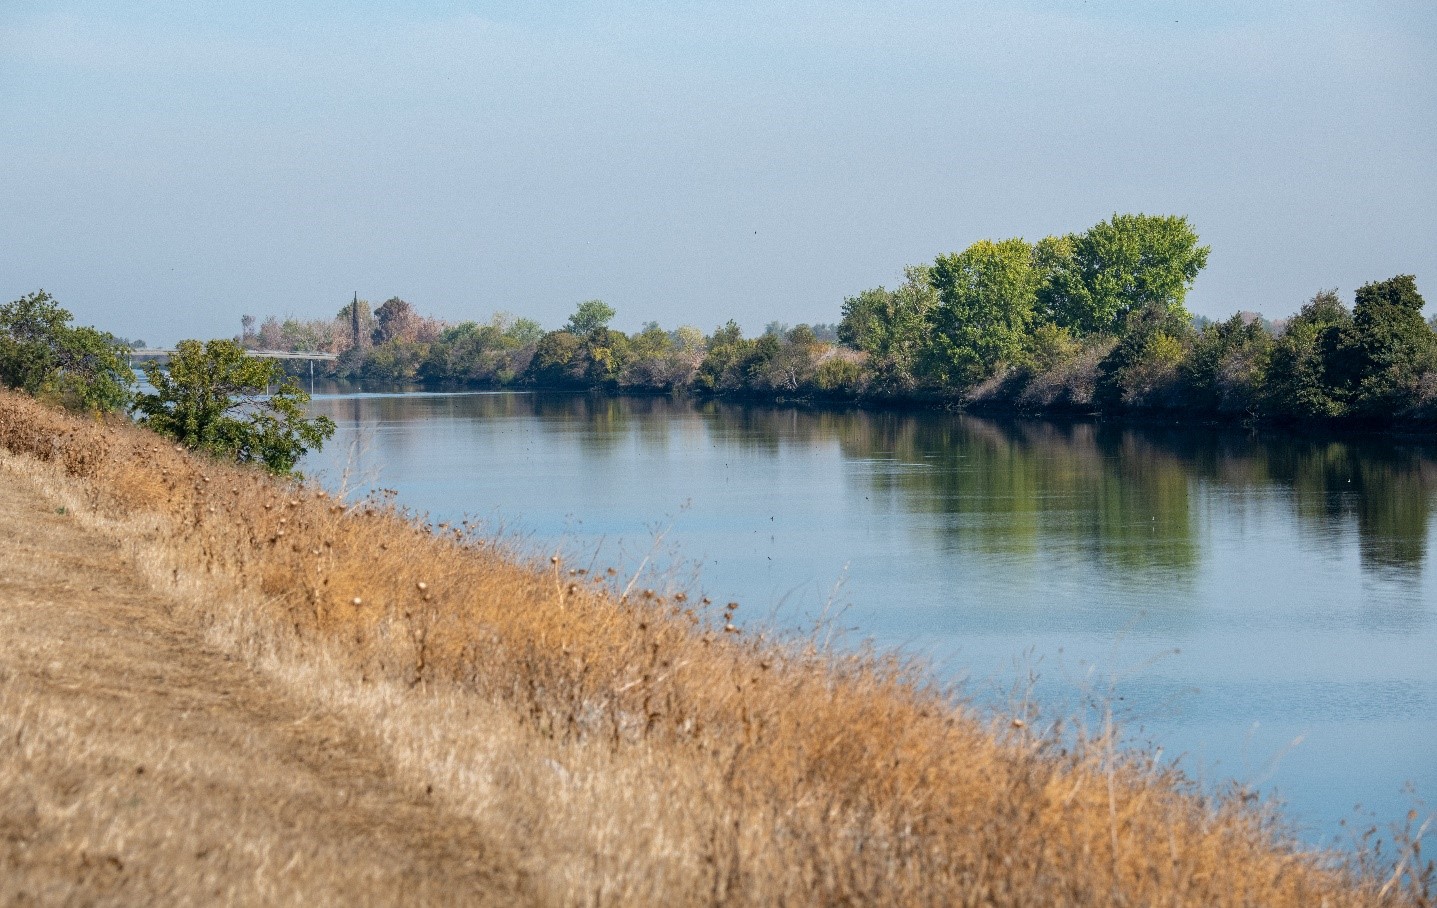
top-left (4, 1), bottom-right (1434, 346)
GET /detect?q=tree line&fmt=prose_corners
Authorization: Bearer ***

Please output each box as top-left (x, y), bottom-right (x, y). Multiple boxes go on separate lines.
top-left (1, 291), bottom-right (334, 474)
top-left (6, 211), bottom-right (1435, 438)
top-left (240, 213), bottom-right (1436, 427)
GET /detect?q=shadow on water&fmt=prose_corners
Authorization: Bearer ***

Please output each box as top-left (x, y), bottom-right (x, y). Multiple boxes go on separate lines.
top-left (313, 390), bottom-right (1437, 579)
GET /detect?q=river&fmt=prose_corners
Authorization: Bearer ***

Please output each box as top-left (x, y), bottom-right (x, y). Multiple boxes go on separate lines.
top-left (303, 390), bottom-right (1436, 846)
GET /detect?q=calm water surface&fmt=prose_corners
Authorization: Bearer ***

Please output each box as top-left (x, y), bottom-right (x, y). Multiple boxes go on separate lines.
top-left (304, 391), bottom-right (1436, 845)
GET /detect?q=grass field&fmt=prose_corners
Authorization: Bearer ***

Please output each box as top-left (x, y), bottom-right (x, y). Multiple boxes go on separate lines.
top-left (0, 388), bottom-right (1429, 905)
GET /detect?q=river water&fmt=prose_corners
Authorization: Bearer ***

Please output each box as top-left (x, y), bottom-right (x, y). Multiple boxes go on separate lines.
top-left (303, 390), bottom-right (1436, 846)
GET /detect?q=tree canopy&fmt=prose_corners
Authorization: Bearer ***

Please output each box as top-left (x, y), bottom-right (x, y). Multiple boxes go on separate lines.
top-left (1339, 275), bottom-right (1436, 417)
top-left (566, 300), bottom-right (616, 338)
top-left (927, 238), bottom-right (1042, 384)
top-left (132, 339), bottom-right (335, 475)
top-left (1042, 214), bottom-right (1210, 335)
top-left (0, 290), bottom-right (133, 412)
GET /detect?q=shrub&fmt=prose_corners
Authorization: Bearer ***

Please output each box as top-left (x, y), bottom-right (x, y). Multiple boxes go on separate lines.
top-left (132, 339), bottom-right (335, 475)
top-left (0, 290), bottom-right (132, 413)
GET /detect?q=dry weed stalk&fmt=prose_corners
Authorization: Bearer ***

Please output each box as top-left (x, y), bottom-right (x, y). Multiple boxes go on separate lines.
top-left (0, 389), bottom-right (1430, 906)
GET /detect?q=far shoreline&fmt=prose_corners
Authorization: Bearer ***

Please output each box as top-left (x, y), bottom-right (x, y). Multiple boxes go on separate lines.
top-left (300, 377), bottom-right (1437, 444)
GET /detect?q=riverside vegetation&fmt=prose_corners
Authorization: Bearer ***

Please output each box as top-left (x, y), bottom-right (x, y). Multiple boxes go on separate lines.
top-left (240, 214), bottom-right (1437, 429)
top-left (1, 295), bottom-right (1434, 901)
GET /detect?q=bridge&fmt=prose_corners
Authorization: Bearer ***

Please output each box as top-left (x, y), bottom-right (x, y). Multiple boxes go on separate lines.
top-left (128, 349), bottom-right (339, 362)
top-left (128, 348), bottom-right (338, 392)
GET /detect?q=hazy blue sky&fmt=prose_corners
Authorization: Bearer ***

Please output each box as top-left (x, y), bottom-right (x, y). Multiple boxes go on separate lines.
top-left (3, 0), bottom-right (1434, 344)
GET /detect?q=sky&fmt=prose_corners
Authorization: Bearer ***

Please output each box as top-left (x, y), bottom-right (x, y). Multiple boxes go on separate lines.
top-left (2, 0), bottom-right (1434, 345)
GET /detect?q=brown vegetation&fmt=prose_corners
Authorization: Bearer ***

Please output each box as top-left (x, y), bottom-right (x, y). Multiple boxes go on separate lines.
top-left (0, 388), bottom-right (1429, 905)
top-left (0, 464), bottom-right (524, 904)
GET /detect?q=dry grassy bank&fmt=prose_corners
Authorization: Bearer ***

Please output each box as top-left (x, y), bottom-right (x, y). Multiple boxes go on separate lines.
top-left (0, 389), bottom-right (1429, 906)
top-left (0, 463), bottom-right (525, 905)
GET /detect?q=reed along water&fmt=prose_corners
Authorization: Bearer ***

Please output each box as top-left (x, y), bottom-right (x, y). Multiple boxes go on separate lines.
top-left (304, 390), bottom-right (1437, 846)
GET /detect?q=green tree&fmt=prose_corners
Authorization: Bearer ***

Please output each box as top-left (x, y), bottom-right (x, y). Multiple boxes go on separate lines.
top-left (566, 300), bottom-right (616, 339)
top-left (926, 238), bottom-right (1042, 385)
top-left (838, 287), bottom-right (892, 353)
top-left (505, 315), bottom-right (545, 346)
top-left (743, 326), bottom-right (824, 394)
top-left (630, 323), bottom-right (674, 361)
top-left (584, 326), bottom-right (633, 386)
top-left (1095, 303), bottom-right (1194, 411)
top-left (1186, 313), bottom-right (1273, 415)
top-left (1264, 290), bottom-right (1351, 420)
top-left (0, 290), bottom-right (133, 412)
top-left (1044, 214), bottom-right (1210, 335)
top-left (422, 312), bottom-right (541, 385)
top-left (1336, 275), bottom-right (1437, 418)
top-left (527, 331), bottom-right (586, 386)
top-left (839, 266), bottom-right (940, 393)
top-left (133, 339), bottom-right (335, 475)
top-left (622, 322), bottom-right (695, 390)
top-left (694, 321), bottom-right (753, 393)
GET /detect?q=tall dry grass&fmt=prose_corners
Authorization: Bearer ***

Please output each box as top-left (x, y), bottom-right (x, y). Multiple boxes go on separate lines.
top-left (0, 388), bottom-right (1429, 906)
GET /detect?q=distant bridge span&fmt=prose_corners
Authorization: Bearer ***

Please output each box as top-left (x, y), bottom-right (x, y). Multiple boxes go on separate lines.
top-left (128, 348), bottom-right (338, 362)
top-left (128, 348), bottom-right (338, 392)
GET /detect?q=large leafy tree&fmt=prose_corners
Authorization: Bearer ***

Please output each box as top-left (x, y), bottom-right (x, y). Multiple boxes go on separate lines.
top-left (1043, 214), bottom-right (1210, 336)
top-left (1185, 313), bottom-right (1273, 415)
top-left (1264, 290), bottom-right (1351, 420)
top-left (0, 290), bottom-right (132, 412)
top-left (1184, 310), bottom-right (1276, 413)
top-left (838, 265), bottom-right (938, 391)
top-left (1337, 275), bottom-right (1436, 418)
top-left (566, 300), bottom-right (616, 339)
top-left (133, 339), bottom-right (335, 475)
top-left (926, 238), bottom-right (1042, 385)
top-left (694, 321), bottom-right (754, 393)
top-left (583, 326), bottom-right (633, 385)
top-left (527, 330), bottom-right (587, 386)
top-left (372, 297), bottom-right (420, 345)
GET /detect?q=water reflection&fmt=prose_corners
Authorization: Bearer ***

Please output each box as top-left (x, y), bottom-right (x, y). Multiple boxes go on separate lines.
top-left (369, 393), bottom-right (1434, 577)
top-left (304, 390), bottom-right (1435, 842)
top-left (316, 392), bottom-right (1437, 576)
top-left (829, 416), bottom-right (1201, 579)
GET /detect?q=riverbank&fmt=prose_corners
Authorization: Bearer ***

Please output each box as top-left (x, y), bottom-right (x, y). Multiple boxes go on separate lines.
top-left (302, 371), bottom-right (1437, 440)
top-left (0, 389), bottom-right (1428, 905)
top-left (0, 439), bottom-right (526, 903)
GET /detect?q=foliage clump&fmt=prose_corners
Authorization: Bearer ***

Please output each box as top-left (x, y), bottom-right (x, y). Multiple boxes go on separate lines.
top-left (133, 339), bottom-right (335, 475)
top-left (0, 290), bottom-right (133, 413)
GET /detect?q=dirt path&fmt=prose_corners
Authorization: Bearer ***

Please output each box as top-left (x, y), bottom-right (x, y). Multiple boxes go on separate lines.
top-left (0, 466), bottom-right (530, 905)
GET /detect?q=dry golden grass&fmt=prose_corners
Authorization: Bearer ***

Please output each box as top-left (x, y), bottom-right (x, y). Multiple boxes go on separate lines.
top-left (0, 388), bottom-right (1430, 906)
top-left (0, 444), bottom-right (526, 904)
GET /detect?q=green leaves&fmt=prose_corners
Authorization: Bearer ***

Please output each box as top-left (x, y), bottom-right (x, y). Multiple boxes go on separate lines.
top-left (837, 265), bottom-right (937, 392)
top-left (565, 300), bottom-right (617, 339)
top-left (928, 238), bottom-right (1042, 384)
top-left (834, 215), bottom-right (1212, 393)
top-left (1341, 275), bottom-right (1437, 418)
top-left (0, 290), bottom-right (133, 413)
top-left (1262, 279), bottom-right (1435, 423)
top-left (132, 339), bottom-right (336, 476)
top-left (1043, 214), bottom-right (1210, 336)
